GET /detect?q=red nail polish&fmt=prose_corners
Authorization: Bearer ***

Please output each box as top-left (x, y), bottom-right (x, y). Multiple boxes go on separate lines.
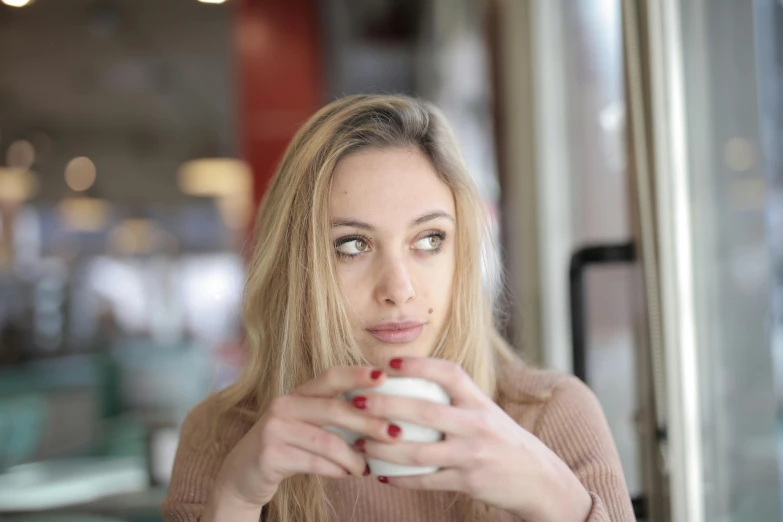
top-left (354, 439), bottom-right (366, 452)
top-left (387, 424), bottom-right (402, 438)
top-left (363, 464), bottom-right (371, 476)
top-left (389, 358), bottom-right (403, 370)
top-left (371, 369), bottom-right (383, 380)
top-left (378, 476), bottom-right (389, 484)
top-left (352, 396), bottom-right (367, 409)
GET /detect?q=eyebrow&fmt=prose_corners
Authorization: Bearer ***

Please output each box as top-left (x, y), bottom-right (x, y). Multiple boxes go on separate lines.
top-left (331, 211), bottom-right (455, 231)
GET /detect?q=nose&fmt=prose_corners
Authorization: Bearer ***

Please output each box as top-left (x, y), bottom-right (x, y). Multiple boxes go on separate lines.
top-left (374, 256), bottom-right (416, 306)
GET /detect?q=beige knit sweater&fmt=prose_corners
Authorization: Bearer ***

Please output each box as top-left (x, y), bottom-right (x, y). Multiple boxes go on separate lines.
top-left (162, 364), bottom-right (635, 522)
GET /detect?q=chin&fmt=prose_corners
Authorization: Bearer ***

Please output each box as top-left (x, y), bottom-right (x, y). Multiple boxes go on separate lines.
top-left (362, 341), bottom-right (434, 366)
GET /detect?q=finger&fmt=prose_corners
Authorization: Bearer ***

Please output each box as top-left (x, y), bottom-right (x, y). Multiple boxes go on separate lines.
top-left (386, 357), bottom-right (486, 407)
top-left (351, 393), bottom-right (476, 435)
top-left (362, 439), bottom-right (463, 469)
top-left (379, 468), bottom-right (464, 492)
top-left (275, 444), bottom-right (351, 479)
top-left (276, 418), bottom-right (367, 476)
top-left (269, 395), bottom-right (400, 442)
top-left (293, 366), bottom-right (385, 398)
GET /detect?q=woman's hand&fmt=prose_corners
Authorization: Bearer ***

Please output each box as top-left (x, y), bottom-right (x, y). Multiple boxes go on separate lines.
top-left (212, 366), bottom-right (401, 510)
top-left (353, 357), bottom-right (593, 522)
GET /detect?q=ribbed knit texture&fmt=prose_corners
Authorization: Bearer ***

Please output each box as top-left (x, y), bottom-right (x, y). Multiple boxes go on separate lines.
top-left (162, 365), bottom-right (635, 521)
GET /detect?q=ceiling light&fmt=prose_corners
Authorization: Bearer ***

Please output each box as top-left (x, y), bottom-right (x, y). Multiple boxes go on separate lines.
top-left (177, 158), bottom-right (251, 197)
top-left (215, 192), bottom-right (252, 230)
top-left (58, 197), bottom-right (111, 233)
top-left (197, 0), bottom-right (227, 4)
top-left (107, 219), bottom-right (157, 256)
top-left (2, 0), bottom-right (32, 7)
top-left (6, 140), bottom-right (35, 169)
top-left (65, 157), bottom-right (97, 192)
top-left (0, 168), bottom-right (38, 204)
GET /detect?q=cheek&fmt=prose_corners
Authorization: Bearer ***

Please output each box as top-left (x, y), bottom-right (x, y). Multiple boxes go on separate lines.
top-left (336, 263), bottom-right (370, 318)
top-left (424, 257), bottom-right (455, 311)
top-left (435, 271), bottom-right (454, 309)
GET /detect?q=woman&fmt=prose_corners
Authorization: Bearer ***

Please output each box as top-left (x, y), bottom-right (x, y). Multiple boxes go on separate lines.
top-left (162, 95), bottom-right (635, 522)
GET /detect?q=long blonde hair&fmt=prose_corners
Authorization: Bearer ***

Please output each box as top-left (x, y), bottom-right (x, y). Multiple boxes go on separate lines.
top-left (216, 94), bottom-right (519, 521)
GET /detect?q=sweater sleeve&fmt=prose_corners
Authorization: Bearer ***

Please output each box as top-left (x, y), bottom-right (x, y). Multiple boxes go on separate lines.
top-left (534, 376), bottom-right (635, 522)
top-left (161, 397), bottom-right (250, 522)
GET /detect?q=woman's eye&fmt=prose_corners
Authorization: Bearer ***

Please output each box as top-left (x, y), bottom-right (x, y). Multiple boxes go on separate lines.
top-left (414, 234), bottom-right (444, 251)
top-left (335, 238), bottom-right (369, 256)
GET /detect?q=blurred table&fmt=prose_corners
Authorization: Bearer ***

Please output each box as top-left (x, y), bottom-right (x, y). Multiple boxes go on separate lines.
top-left (0, 457), bottom-right (148, 511)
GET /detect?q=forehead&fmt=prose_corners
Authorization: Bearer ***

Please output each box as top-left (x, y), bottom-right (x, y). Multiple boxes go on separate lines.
top-left (329, 147), bottom-right (455, 225)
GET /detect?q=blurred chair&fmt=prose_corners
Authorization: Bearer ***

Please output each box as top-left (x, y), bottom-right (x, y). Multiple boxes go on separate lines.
top-left (0, 394), bottom-right (47, 471)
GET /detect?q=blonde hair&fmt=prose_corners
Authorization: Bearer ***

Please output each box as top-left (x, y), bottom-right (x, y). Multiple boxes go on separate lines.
top-left (216, 94), bottom-right (519, 521)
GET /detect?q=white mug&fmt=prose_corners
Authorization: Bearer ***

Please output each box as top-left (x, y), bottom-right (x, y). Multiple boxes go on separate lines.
top-left (326, 377), bottom-right (450, 476)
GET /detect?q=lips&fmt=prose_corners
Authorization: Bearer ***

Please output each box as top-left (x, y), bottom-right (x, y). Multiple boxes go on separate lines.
top-left (367, 321), bottom-right (425, 344)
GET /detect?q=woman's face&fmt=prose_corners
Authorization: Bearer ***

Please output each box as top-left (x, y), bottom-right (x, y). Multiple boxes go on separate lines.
top-left (330, 147), bottom-right (456, 367)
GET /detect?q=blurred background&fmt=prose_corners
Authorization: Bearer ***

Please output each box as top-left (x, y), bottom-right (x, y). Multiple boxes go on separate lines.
top-left (0, 0), bottom-right (780, 521)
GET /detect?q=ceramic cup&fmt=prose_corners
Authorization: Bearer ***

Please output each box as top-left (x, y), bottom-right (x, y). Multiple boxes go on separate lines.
top-left (326, 377), bottom-right (450, 477)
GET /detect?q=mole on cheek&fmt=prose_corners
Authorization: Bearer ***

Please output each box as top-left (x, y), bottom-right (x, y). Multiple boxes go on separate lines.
top-left (428, 308), bottom-right (433, 314)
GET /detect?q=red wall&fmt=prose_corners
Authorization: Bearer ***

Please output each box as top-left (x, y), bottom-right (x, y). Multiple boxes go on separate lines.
top-left (235, 0), bottom-right (323, 211)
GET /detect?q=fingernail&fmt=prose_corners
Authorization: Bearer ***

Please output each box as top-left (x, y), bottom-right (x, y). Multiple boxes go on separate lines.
top-left (387, 424), bottom-right (402, 438)
top-left (363, 464), bottom-right (371, 476)
top-left (389, 358), bottom-right (403, 370)
top-left (378, 476), bottom-right (389, 484)
top-left (354, 438), bottom-right (366, 453)
top-left (371, 369), bottom-right (383, 380)
top-left (352, 396), bottom-right (367, 410)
